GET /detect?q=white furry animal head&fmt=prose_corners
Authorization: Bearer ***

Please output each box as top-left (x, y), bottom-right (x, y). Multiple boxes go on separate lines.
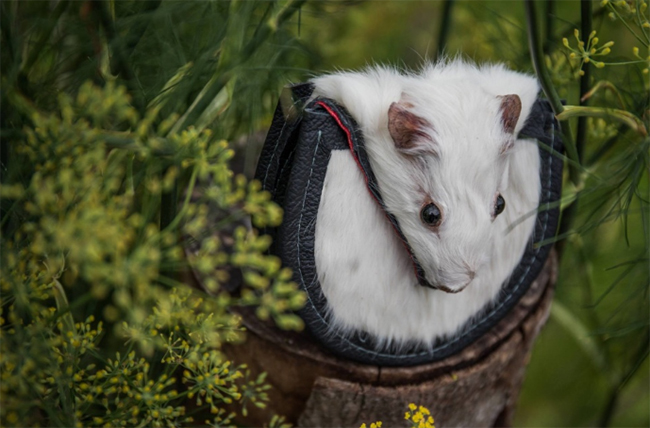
top-left (312, 60), bottom-right (540, 294)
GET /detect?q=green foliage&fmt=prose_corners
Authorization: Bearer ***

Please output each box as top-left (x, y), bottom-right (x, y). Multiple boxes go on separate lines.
top-left (1, 1), bottom-right (308, 426)
top-left (1, 77), bottom-right (305, 428)
top-left (524, 2), bottom-right (649, 427)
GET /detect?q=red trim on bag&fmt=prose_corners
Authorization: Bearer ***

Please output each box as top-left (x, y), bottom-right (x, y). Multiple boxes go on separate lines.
top-left (316, 101), bottom-right (367, 182)
top-left (315, 100), bottom-right (423, 282)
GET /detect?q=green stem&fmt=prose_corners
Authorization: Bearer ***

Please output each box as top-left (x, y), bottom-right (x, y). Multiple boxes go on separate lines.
top-left (557, 105), bottom-right (647, 137)
top-left (435, 0), bottom-right (455, 62)
top-left (543, 0), bottom-right (555, 54)
top-left (2, 80), bottom-right (39, 120)
top-left (580, 80), bottom-right (627, 110)
top-left (598, 334), bottom-right (649, 427)
top-left (557, 6), bottom-right (607, 41)
top-left (587, 123), bottom-right (628, 165)
top-left (51, 278), bottom-right (77, 424)
top-left (575, 235), bottom-right (611, 363)
top-left (240, 0), bottom-right (307, 59)
top-left (168, 72), bottom-right (232, 136)
top-left (52, 278), bottom-right (76, 335)
top-left (636, 2), bottom-right (650, 44)
top-left (97, 0), bottom-right (143, 112)
top-left (557, 0), bottom-right (593, 257)
top-left (249, 1), bottom-right (275, 48)
top-left (50, 292), bottom-right (96, 322)
top-left (607, 3), bottom-right (649, 47)
top-left (576, 0), bottom-right (591, 164)
top-left (524, 0), bottom-right (579, 177)
top-left (600, 60), bottom-right (649, 66)
top-left (525, 0), bottom-right (583, 258)
top-left (600, 388), bottom-right (619, 428)
top-left (550, 301), bottom-right (610, 377)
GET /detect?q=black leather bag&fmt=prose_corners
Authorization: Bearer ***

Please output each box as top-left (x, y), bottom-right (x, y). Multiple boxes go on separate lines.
top-left (254, 83), bottom-right (563, 366)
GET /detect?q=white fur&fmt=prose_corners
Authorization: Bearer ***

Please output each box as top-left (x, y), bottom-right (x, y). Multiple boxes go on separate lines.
top-left (312, 60), bottom-right (541, 348)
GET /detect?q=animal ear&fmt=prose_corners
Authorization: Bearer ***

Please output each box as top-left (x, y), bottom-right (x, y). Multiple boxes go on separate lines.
top-left (497, 94), bottom-right (521, 153)
top-left (388, 101), bottom-right (436, 156)
top-left (498, 94), bottom-right (522, 134)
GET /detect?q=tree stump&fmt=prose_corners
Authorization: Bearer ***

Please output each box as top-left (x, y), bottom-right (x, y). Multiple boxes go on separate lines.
top-left (224, 250), bottom-right (558, 428)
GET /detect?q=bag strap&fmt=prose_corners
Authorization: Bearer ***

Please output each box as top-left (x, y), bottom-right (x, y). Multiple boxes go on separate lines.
top-left (255, 83), bottom-right (314, 250)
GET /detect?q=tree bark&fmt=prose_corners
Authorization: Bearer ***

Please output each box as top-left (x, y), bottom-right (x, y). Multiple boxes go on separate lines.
top-left (223, 250), bottom-right (558, 428)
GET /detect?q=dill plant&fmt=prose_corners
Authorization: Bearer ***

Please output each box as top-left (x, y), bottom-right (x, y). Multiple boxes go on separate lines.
top-left (524, 1), bottom-right (649, 425)
top-left (1, 74), bottom-right (304, 428)
top-left (1, 1), bottom-right (308, 426)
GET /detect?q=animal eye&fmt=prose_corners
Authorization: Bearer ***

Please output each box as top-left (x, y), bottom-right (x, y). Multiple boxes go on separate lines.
top-left (494, 194), bottom-right (506, 216)
top-left (421, 203), bottom-right (442, 227)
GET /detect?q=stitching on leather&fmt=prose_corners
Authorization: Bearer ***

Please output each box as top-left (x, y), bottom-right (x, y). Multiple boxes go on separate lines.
top-left (262, 110), bottom-right (291, 191)
top-left (296, 130), bottom-right (332, 333)
top-left (276, 145), bottom-right (299, 191)
top-left (297, 103), bottom-right (557, 361)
